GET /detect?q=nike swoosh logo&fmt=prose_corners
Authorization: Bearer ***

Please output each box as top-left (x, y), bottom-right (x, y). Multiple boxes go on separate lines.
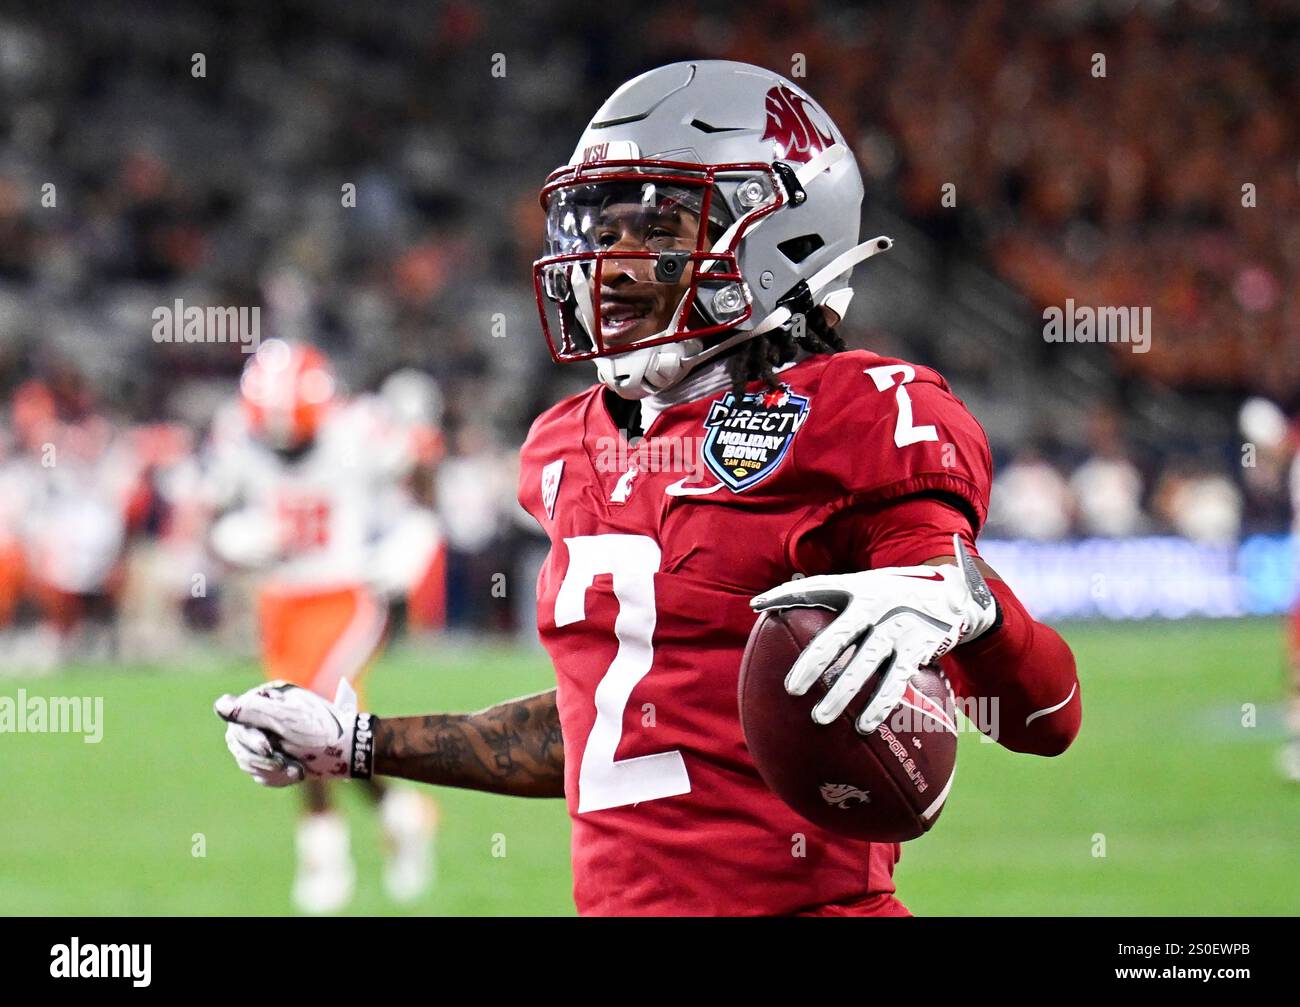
top-left (665, 478), bottom-right (724, 497)
top-left (900, 571), bottom-right (946, 582)
top-left (1025, 684), bottom-right (1078, 726)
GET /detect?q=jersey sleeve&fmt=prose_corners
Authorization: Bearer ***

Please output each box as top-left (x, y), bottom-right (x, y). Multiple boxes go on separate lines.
top-left (792, 494), bottom-right (982, 574)
top-left (515, 391), bottom-right (590, 531)
top-left (516, 414), bottom-right (548, 528)
top-left (793, 352), bottom-right (994, 530)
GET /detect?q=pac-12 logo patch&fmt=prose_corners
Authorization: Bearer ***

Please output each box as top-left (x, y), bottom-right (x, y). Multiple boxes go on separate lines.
top-left (541, 459), bottom-right (564, 520)
top-left (701, 384), bottom-right (809, 492)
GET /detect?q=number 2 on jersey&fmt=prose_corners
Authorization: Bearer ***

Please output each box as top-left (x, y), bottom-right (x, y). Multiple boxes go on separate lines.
top-left (555, 534), bottom-right (691, 813)
top-left (865, 364), bottom-right (939, 448)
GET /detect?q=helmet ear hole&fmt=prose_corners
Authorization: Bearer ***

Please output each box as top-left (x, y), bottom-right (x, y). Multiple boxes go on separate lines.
top-left (777, 234), bottom-right (825, 264)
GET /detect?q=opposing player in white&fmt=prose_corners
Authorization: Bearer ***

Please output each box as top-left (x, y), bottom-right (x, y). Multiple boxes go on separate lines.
top-left (207, 339), bottom-right (443, 911)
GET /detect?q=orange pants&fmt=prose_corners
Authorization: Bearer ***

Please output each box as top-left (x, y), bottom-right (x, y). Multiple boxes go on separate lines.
top-left (0, 540), bottom-right (24, 626)
top-left (257, 584), bottom-right (387, 702)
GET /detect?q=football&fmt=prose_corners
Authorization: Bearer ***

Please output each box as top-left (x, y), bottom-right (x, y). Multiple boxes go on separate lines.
top-left (738, 606), bottom-right (959, 842)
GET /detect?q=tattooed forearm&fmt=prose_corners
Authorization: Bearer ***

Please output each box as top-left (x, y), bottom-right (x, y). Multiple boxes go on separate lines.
top-left (373, 689), bottom-right (565, 798)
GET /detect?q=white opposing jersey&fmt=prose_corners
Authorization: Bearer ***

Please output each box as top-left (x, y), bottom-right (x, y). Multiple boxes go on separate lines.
top-left (1, 421), bottom-right (137, 593)
top-left (206, 396), bottom-right (424, 589)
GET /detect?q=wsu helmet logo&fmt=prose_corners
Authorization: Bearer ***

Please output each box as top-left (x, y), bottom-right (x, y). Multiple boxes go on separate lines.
top-left (762, 84), bottom-right (836, 163)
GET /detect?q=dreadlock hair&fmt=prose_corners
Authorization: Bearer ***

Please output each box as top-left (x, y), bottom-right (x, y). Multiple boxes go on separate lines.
top-left (724, 284), bottom-right (846, 396)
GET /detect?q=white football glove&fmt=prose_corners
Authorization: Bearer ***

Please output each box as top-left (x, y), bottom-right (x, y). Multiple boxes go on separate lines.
top-left (214, 679), bottom-right (375, 786)
top-left (223, 720), bottom-right (305, 787)
top-left (750, 535), bottom-right (997, 734)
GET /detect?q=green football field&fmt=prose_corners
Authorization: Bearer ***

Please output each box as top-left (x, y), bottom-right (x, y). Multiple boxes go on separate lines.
top-left (2, 618), bottom-right (1297, 916)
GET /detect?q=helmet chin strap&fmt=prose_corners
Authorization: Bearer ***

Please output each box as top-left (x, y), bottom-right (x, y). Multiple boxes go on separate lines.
top-left (589, 142), bottom-right (890, 400)
top-left (594, 338), bottom-right (701, 400)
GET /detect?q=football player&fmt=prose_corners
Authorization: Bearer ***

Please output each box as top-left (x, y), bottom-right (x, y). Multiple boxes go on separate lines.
top-left (4, 377), bottom-right (138, 663)
top-left (216, 62), bottom-right (1082, 916)
top-left (208, 340), bottom-right (442, 912)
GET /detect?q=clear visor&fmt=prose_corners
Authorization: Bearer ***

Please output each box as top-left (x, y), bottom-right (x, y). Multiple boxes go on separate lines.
top-left (536, 171), bottom-right (761, 360)
top-left (544, 178), bottom-right (733, 258)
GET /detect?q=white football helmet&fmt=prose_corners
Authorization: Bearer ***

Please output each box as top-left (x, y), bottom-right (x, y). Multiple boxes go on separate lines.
top-left (534, 60), bottom-right (891, 399)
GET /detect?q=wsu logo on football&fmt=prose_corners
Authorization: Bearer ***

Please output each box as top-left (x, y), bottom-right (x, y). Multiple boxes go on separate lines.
top-left (762, 84), bottom-right (836, 164)
top-left (819, 782), bottom-right (871, 809)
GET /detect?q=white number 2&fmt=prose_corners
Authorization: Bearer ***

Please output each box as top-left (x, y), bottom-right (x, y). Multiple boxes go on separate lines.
top-left (865, 364), bottom-right (939, 447)
top-left (555, 534), bottom-right (691, 813)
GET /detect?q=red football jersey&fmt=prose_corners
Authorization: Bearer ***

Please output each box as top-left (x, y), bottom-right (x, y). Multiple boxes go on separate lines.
top-left (516, 349), bottom-right (993, 916)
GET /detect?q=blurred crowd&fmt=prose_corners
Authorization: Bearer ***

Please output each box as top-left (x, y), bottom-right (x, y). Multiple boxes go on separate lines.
top-left (877, 1), bottom-right (1300, 398)
top-left (986, 412), bottom-right (1250, 544)
top-left (0, 0), bottom-right (1295, 662)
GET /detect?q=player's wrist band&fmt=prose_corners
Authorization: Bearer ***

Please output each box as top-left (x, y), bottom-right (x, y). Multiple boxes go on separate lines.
top-left (965, 596), bottom-right (1002, 643)
top-left (983, 597), bottom-right (1004, 638)
top-left (350, 712), bottom-right (377, 779)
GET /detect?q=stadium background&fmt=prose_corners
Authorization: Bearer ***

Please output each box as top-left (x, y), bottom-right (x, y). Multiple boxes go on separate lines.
top-left (1, 0), bottom-right (1297, 914)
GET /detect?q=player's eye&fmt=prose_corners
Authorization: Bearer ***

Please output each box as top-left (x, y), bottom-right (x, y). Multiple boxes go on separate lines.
top-left (645, 226), bottom-right (678, 248)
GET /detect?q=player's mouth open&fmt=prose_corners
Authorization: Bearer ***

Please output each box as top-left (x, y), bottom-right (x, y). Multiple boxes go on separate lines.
top-left (600, 297), bottom-right (653, 341)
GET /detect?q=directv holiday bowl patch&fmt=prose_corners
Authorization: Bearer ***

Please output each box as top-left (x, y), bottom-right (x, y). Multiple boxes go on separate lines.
top-left (702, 384), bottom-right (809, 491)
